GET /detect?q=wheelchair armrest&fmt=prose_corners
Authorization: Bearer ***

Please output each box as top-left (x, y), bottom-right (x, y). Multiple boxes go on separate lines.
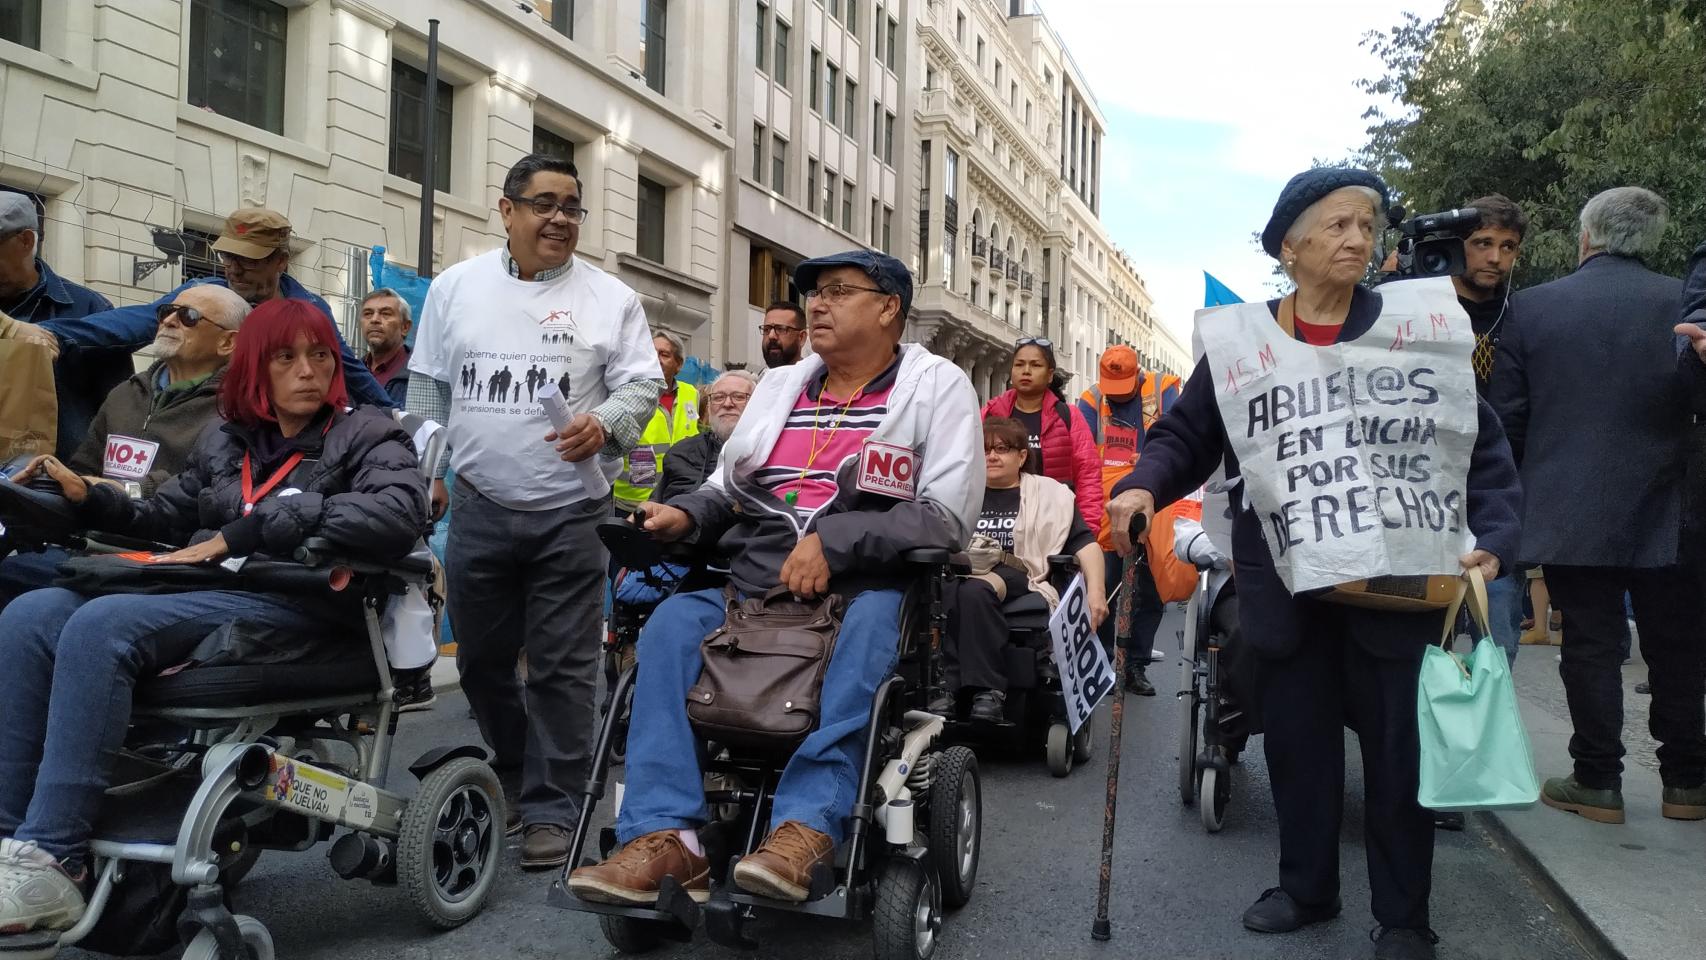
top-left (294, 536), bottom-right (434, 582)
top-left (1046, 554), bottom-right (1079, 573)
top-left (901, 547), bottom-right (951, 565)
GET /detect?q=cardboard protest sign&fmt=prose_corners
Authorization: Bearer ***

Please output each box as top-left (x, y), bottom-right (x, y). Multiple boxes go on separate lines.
top-left (1048, 573), bottom-right (1116, 733)
top-left (1196, 277), bottom-right (1478, 594)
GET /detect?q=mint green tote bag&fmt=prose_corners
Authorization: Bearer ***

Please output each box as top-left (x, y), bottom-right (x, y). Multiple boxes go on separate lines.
top-left (1416, 570), bottom-right (1540, 811)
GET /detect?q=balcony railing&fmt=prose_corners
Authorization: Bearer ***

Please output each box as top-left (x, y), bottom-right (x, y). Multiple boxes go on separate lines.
top-left (990, 249), bottom-right (1007, 274)
top-left (1005, 261), bottom-right (1020, 285)
top-left (1020, 271), bottom-right (1034, 293)
top-left (969, 233), bottom-right (988, 264)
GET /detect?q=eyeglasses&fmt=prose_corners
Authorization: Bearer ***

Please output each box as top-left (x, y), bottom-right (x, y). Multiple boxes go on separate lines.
top-left (1016, 336), bottom-right (1054, 349)
top-left (505, 194), bottom-right (590, 224)
top-left (705, 391), bottom-right (754, 407)
top-left (155, 303), bottom-right (231, 329)
top-left (802, 282), bottom-right (889, 304)
top-left (218, 251), bottom-right (275, 270)
top-left (758, 323), bottom-right (805, 336)
top-left (984, 443), bottom-right (1023, 455)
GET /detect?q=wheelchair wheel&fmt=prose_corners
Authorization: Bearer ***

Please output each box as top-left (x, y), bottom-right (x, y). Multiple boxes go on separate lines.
top-left (1199, 766), bottom-right (1230, 833)
top-left (1071, 721), bottom-right (1094, 764)
top-left (397, 757), bottom-right (503, 929)
top-left (181, 914), bottom-right (273, 960)
top-left (1177, 684), bottom-right (1200, 806)
top-left (873, 856), bottom-right (942, 960)
top-left (1045, 723), bottom-right (1071, 778)
top-left (927, 746), bottom-right (981, 909)
top-left (600, 914), bottom-right (666, 954)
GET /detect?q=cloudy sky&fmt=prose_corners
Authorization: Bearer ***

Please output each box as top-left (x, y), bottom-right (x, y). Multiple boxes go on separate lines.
top-left (1038, 0), bottom-right (1448, 347)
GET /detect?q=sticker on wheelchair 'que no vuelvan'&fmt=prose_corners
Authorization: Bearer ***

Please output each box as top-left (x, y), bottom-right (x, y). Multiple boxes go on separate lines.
top-left (263, 755), bottom-right (379, 829)
top-left (1048, 573), bottom-right (1116, 733)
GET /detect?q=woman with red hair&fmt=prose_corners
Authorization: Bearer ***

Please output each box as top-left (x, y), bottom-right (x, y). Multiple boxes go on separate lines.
top-left (0, 298), bottom-right (429, 934)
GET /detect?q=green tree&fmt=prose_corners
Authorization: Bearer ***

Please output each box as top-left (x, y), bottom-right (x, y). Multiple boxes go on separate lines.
top-left (1358, 0), bottom-right (1706, 285)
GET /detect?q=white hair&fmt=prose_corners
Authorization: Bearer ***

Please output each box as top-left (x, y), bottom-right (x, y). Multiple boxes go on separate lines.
top-left (713, 369), bottom-right (760, 389)
top-left (1580, 187), bottom-right (1667, 258)
top-left (1281, 185), bottom-right (1385, 276)
top-left (186, 283), bottom-right (252, 328)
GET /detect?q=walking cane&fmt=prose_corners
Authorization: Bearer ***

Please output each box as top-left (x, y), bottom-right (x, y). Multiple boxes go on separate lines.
top-left (1092, 514), bottom-right (1146, 941)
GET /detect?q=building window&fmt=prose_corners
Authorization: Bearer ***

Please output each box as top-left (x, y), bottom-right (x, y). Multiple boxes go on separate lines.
top-left (848, 0), bottom-right (858, 31)
top-left (1024, 99), bottom-right (1032, 128)
top-left (872, 99), bottom-right (882, 151)
top-left (187, 0), bottom-right (288, 135)
top-left (825, 63), bottom-right (839, 125)
top-left (882, 111), bottom-right (895, 165)
top-left (823, 169), bottom-right (836, 220)
top-left (0, 0), bottom-right (41, 49)
top-left (389, 60), bottom-right (453, 194)
top-left (642, 0), bottom-right (667, 94)
top-left (970, 279), bottom-right (980, 305)
top-left (539, 0), bottom-right (573, 37)
top-left (841, 179), bottom-right (854, 232)
top-left (995, 61), bottom-right (1002, 89)
top-left (975, 36), bottom-right (984, 67)
top-left (828, 0), bottom-right (840, 19)
top-left (955, 11), bottom-right (965, 44)
top-left (636, 175), bottom-right (666, 263)
top-left (807, 159), bottom-right (818, 214)
top-left (752, 123), bottom-right (765, 182)
top-left (943, 229), bottom-right (955, 287)
top-left (945, 147), bottom-right (958, 200)
top-left (773, 20), bottom-right (790, 87)
top-left (809, 49), bottom-right (821, 110)
top-left (870, 199), bottom-right (881, 247)
top-left (533, 125), bottom-right (575, 162)
top-left (845, 79), bottom-right (858, 137)
top-left (881, 205), bottom-right (893, 253)
top-left (755, 1), bottom-right (767, 72)
top-left (1011, 81), bottom-right (1018, 108)
top-left (925, 65), bottom-right (938, 90)
top-left (884, 17), bottom-right (897, 70)
top-left (771, 135), bottom-right (788, 194)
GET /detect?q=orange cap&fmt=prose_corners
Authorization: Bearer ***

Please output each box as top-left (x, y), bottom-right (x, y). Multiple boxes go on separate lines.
top-left (1098, 345), bottom-right (1139, 395)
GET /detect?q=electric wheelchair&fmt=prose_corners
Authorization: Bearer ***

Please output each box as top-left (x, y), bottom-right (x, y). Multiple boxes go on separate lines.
top-left (551, 521), bottom-right (983, 960)
top-left (0, 416), bottom-right (501, 960)
top-left (935, 555), bottom-right (1097, 778)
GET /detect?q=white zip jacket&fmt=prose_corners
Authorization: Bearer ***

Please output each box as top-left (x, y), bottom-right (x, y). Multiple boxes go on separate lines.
top-left (671, 343), bottom-right (984, 594)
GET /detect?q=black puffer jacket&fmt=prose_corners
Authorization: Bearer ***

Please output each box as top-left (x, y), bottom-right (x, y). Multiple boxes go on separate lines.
top-left (82, 405), bottom-right (429, 562)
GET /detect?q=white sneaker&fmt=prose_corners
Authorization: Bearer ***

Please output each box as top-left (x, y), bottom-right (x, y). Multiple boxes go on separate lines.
top-left (0, 839), bottom-right (86, 934)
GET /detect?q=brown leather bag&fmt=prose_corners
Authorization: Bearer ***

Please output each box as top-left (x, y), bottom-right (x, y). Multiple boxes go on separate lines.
top-left (686, 586), bottom-right (845, 751)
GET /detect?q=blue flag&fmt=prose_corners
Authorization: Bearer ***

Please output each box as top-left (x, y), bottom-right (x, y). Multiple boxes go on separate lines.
top-left (1203, 272), bottom-right (1244, 307)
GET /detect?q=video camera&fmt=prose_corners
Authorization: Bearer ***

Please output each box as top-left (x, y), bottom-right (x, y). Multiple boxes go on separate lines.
top-left (1387, 205), bottom-right (1482, 278)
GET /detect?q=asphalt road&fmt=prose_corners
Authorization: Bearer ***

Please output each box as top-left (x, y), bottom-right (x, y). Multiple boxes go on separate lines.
top-left (80, 680), bottom-right (1605, 960)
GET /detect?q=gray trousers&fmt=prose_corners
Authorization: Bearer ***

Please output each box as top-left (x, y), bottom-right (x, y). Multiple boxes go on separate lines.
top-left (446, 477), bottom-right (609, 827)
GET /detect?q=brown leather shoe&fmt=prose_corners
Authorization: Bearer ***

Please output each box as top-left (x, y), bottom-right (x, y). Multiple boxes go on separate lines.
top-left (731, 821), bottom-right (834, 902)
top-left (566, 830), bottom-right (711, 904)
top-left (520, 824), bottom-right (572, 870)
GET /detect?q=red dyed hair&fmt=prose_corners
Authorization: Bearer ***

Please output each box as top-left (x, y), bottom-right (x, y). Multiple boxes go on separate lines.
top-left (218, 297), bottom-right (350, 427)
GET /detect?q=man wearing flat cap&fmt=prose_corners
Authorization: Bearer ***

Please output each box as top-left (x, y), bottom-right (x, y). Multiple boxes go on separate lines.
top-left (0, 192), bottom-right (117, 460)
top-left (568, 250), bottom-right (984, 908)
top-left (36, 208), bottom-right (392, 451)
top-left (1106, 168), bottom-right (1520, 960)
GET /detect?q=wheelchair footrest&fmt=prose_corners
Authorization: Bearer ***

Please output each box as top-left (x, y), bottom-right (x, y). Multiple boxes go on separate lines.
top-left (547, 878), bottom-right (699, 938)
top-left (703, 897), bottom-right (758, 949)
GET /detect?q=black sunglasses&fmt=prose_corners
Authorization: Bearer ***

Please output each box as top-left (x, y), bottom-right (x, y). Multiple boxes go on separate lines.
top-left (155, 303), bottom-right (226, 329)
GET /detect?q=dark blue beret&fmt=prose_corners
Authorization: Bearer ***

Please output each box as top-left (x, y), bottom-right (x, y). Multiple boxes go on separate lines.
top-left (794, 249), bottom-right (913, 318)
top-left (1261, 167), bottom-right (1389, 259)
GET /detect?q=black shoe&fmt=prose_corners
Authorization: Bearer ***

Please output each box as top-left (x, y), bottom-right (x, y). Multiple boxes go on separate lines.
top-left (1635, 680), bottom-right (1651, 695)
top-left (1240, 887), bottom-right (1341, 933)
top-left (969, 690), bottom-right (1006, 723)
top-left (1432, 811), bottom-right (1465, 831)
top-left (393, 666), bottom-right (438, 713)
top-left (1372, 926), bottom-right (1439, 960)
top-left (1124, 665), bottom-right (1156, 697)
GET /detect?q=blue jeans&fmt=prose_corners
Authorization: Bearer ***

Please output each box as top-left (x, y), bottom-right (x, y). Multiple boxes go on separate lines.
top-left (617, 587), bottom-right (903, 847)
top-left (0, 587), bottom-right (332, 863)
top-left (1486, 574), bottom-right (1523, 664)
top-left (0, 547), bottom-right (67, 608)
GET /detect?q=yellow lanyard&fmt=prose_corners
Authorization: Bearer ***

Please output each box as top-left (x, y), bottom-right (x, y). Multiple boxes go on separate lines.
top-left (786, 376), bottom-right (877, 506)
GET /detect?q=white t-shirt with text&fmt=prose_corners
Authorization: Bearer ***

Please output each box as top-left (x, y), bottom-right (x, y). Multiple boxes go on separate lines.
top-left (410, 250), bottom-right (662, 510)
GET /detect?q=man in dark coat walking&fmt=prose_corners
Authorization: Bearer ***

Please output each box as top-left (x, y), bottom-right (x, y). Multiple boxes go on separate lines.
top-left (1492, 187), bottom-right (1706, 824)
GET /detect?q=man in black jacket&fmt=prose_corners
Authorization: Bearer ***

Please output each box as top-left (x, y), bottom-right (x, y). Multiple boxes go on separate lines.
top-left (1492, 187), bottom-right (1706, 824)
top-left (655, 370), bottom-right (756, 503)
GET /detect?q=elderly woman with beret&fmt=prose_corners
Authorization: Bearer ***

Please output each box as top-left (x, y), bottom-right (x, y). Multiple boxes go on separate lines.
top-left (1106, 169), bottom-right (1521, 960)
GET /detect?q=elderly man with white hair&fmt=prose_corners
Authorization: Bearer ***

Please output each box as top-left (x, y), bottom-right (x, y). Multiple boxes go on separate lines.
top-left (655, 369), bottom-right (758, 503)
top-left (1492, 186), bottom-right (1706, 828)
top-left (0, 283), bottom-right (251, 606)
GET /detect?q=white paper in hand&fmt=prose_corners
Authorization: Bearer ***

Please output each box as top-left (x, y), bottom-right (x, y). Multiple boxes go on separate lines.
top-left (538, 380), bottom-right (611, 500)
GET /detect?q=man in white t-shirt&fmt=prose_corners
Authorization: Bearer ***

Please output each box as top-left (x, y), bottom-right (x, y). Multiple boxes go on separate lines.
top-left (405, 154), bottom-right (664, 869)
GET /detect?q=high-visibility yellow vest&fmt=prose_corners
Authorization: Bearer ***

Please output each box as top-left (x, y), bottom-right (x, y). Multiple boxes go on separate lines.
top-left (613, 381), bottom-right (700, 507)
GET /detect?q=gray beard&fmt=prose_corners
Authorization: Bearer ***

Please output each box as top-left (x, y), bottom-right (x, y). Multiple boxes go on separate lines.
top-left (151, 336), bottom-right (182, 359)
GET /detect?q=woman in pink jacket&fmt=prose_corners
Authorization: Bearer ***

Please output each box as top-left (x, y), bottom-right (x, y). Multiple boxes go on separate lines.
top-left (981, 337), bottom-right (1103, 536)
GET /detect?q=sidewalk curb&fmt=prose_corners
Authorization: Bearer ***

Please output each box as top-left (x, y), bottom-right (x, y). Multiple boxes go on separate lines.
top-left (1475, 809), bottom-right (1627, 960)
